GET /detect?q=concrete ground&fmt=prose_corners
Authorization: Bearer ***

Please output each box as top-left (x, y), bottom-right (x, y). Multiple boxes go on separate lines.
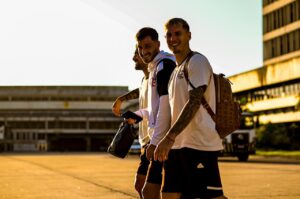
top-left (0, 153), bottom-right (299, 199)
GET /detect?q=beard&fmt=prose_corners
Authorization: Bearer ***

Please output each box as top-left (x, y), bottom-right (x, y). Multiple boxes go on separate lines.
top-left (135, 64), bottom-right (142, 70)
top-left (172, 49), bottom-right (181, 54)
top-left (168, 45), bottom-right (180, 54)
top-left (141, 52), bottom-right (155, 64)
top-left (141, 57), bottom-right (152, 64)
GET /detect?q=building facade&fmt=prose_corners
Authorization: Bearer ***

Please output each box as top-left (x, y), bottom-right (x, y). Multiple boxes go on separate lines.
top-left (229, 0), bottom-right (300, 126)
top-left (0, 86), bottom-right (135, 152)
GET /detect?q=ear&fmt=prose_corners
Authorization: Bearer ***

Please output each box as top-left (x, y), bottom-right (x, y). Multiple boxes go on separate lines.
top-left (188, 32), bottom-right (191, 40)
top-left (158, 40), bottom-right (160, 48)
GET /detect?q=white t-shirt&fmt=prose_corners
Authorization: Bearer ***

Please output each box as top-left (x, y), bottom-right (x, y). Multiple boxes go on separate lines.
top-left (147, 51), bottom-right (175, 140)
top-left (168, 53), bottom-right (223, 151)
top-left (136, 51), bottom-right (175, 146)
top-left (138, 77), bottom-right (150, 147)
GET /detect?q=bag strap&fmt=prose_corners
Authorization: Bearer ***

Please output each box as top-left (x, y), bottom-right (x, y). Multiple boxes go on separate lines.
top-left (183, 51), bottom-right (216, 122)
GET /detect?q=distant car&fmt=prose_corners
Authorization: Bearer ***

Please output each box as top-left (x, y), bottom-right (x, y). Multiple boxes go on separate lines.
top-left (129, 139), bottom-right (141, 154)
top-left (221, 112), bottom-right (256, 161)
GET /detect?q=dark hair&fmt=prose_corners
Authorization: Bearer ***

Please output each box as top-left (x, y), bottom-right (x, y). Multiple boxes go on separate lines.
top-left (165, 18), bottom-right (190, 32)
top-left (136, 27), bottom-right (159, 41)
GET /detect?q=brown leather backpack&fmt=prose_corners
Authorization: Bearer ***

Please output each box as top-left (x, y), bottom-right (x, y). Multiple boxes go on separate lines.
top-left (183, 51), bottom-right (241, 138)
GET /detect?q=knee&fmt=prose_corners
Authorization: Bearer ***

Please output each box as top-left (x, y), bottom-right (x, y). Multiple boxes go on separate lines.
top-left (211, 196), bottom-right (228, 199)
top-left (142, 183), bottom-right (161, 199)
top-left (134, 176), bottom-right (145, 194)
top-left (134, 182), bottom-right (143, 194)
top-left (142, 185), bottom-right (151, 197)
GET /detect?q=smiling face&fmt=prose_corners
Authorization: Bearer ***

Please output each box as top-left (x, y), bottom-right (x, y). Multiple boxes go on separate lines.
top-left (165, 23), bottom-right (191, 55)
top-left (137, 36), bottom-right (160, 64)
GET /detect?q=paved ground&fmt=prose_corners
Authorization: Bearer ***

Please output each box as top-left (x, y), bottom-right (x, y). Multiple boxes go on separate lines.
top-left (0, 153), bottom-right (299, 199)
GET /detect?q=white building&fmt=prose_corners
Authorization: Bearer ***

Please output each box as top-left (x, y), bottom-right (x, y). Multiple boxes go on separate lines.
top-left (0, 86), bottom-right (136, 152)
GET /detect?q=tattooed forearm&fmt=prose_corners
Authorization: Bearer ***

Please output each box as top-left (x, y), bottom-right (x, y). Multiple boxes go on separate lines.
top-left (167, 86), bottom-right (206, 139)
top-left (119, 88), bottom-right (140, 101)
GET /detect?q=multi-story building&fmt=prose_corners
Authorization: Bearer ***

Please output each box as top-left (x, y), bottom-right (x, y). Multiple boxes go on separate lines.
top-left (0, 86), bottom-right (135, 152)
top-left (229, 0), bottom-right (300, 126)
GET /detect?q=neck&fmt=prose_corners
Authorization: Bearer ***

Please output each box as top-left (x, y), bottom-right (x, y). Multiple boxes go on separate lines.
top-left (142, 68), bottom-right (149, 79)
top-left (152, 51), bottom-right (160, 62)
top-left (175, 48), bottom-right (192, 65)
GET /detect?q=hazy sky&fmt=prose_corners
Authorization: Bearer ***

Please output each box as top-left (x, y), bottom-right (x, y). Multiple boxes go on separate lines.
top-left (0, 0), bottom-right (262, 90)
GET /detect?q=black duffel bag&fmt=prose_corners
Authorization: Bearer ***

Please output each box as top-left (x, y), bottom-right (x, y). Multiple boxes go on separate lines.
top-left (107, 121), bottom-right (137, 158)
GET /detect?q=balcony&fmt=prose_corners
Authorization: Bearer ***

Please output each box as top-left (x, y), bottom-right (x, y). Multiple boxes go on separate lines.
top-left (259, 110), bottom-right (300, 124)
top-left (246, 95), bottom-right (299, 112)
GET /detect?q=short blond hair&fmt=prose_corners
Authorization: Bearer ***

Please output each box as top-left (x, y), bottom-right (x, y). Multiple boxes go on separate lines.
top-left (165, 18), bottom-right (190, 32)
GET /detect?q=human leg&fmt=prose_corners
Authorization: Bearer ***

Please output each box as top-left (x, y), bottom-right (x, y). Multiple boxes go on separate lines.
top-left (161, 149), bottom-right (183, 199)
top-left (135, 146), bottom-right (150, 198)
top-left (142, 182), bottom-right (161, 199)
top-left (161, 192), bottom-right (181, 199)
top-left (180, 148), bottom-right (226, 199)
top-left (210, 196), bottom-right (228, 199)
top-left (135, 173), bottom-right (146, 198)
top-left (142, 160), bottom-right (163, 199)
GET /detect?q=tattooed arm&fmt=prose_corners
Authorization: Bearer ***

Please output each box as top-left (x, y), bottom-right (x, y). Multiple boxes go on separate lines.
top-left (118, 88), bottom-right (140, 101)
top-left (166, 85), bottom-right (205, 140)
top-left (112, 88), bottom-right (139, 116)
top-left (154, 85), bottom-right (206, 162)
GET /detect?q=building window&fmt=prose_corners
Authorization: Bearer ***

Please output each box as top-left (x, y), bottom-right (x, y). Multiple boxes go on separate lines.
top-left (263, 1), bottom-right (300, 33)
top-left (263, 0), bottom-right (279, 7)
top-left (264, 29), bottom-right (300, 60)
top-left (7, 121), bottom-right (45, 129)
top-left (32, 133), bottom-right (36, 140)
top-left (89, 121), bottom-right (120, 129)
top-left (48, 121), bottom-right (86, 129)
top-left (38, 134), bottom-right (45, 140)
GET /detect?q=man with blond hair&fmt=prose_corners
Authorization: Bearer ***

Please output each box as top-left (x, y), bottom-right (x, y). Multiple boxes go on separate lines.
top-left (154, 18), bottom-right (227, 199)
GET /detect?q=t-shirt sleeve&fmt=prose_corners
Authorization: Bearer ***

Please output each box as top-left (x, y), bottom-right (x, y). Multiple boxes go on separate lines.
top-left (156, 59), bottom-right (176, 96)
top-left (187, 54), bottom-right (213, 91)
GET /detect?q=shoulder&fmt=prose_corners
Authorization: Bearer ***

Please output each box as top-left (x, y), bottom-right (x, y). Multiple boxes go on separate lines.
top-left (190, 53), bottom-right (210, 65)
top-left (189, 53), bottom-right (212, 69)
top-left (162, 59), bottom-right (176, 69)
top-left (157, 58), bottom-right (176, 72)
top-left (188, 53), bottom-right (213, 75)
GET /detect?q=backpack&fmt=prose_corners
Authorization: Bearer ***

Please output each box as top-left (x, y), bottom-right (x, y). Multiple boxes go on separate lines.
top-left (183, 51), bottom-right (241, 138)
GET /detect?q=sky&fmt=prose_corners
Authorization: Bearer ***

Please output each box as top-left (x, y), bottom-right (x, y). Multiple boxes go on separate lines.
top-left (0, 0), bottom-right (262, 90)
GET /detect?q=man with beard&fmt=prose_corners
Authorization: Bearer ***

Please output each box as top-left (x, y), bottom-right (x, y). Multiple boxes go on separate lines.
top-left (112, 48), bottom-right (149, 198)
top-left (135, 27), bottom-right (175, 199)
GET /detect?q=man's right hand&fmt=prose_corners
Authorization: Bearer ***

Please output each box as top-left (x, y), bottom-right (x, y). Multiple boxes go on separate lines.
top-left (126, 118), bottom-right (136, 125)
top-left (112, 98), bottom-right (122, 116)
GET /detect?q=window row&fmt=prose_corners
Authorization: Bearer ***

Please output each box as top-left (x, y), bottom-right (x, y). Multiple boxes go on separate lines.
top-left (4, 132), bottom-right (46, 141)
top-left (235, 81), bottom-right (300, 103)
top-left (0, 96), bottom-right (115, 101)
top-left (264, 29), bottom-right (300, 60)
top-left (263, 1), bottom-right (300, 33)
top-left (263, 0), bottom-right (278, 7)
top-left (4, 121), bottom-right (120, 130)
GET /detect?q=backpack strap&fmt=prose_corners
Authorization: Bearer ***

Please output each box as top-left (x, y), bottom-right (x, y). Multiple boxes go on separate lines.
top-left (183, 51), bottom-right (216, 122)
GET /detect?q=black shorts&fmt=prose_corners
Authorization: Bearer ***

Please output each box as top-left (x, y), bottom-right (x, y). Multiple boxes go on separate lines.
top-left (136, 145), bottom-right (150, 176)
top-left (162, 148), bottom-right (224, 199)
top-left (145, 159), bottom-right (163, 184)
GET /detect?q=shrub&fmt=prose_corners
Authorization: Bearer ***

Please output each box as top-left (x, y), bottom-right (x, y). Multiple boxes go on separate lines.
top-left (256, 123), bottom-right (291, 150)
